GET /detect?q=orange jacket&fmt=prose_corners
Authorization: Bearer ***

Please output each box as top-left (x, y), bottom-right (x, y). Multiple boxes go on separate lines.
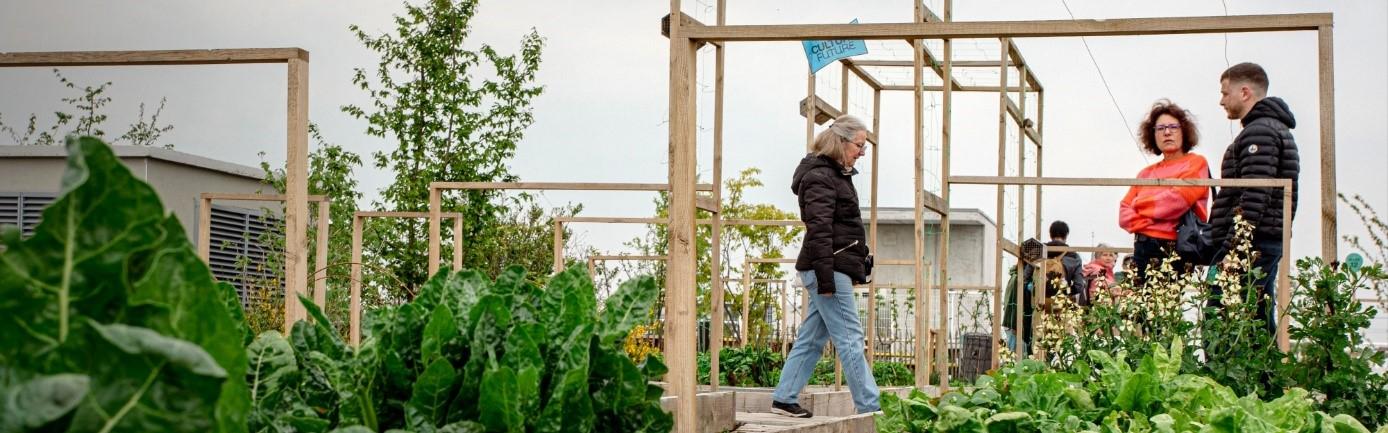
top-left (1119, 153), bottom-right (1211, 241)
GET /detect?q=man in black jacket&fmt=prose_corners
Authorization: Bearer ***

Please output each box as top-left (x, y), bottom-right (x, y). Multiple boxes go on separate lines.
top-left (1209, 62), bottom-right (1299, 333)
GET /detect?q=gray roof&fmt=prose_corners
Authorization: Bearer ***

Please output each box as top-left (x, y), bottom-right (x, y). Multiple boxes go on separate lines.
top-left (0, 145), bottom-right (264, 180)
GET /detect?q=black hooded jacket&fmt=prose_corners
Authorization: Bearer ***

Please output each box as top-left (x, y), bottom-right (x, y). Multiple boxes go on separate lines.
top-left (792, 153), bottom-right (869, 294)
top-left (1209, 97), bottom-right (1300, 246)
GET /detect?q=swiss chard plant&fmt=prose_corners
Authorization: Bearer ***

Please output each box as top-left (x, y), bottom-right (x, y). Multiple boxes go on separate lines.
top-left (249, 265), bottom-right (674, 433)
top-left (0, 137), bottom-right (251, 433)
top-left (878, 338), bottom-right (1379, 433)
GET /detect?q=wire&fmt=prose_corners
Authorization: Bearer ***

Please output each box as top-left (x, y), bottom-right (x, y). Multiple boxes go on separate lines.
top-left (1058, 0), bottom-right (1143, 156)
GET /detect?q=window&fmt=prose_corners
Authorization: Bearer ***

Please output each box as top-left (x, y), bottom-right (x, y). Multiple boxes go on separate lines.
top-left (206, 204), bottom-right (283, 308)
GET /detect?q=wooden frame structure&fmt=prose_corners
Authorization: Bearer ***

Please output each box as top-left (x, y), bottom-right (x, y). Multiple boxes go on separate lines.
top-left (196, 192), bottom-right (327, 332)
top-left (348, 211), bottom-right (464, 346)
top-left (0, 48), bottom-right (315, 330)
top-left (667, 3), bottom-right (1335, 428)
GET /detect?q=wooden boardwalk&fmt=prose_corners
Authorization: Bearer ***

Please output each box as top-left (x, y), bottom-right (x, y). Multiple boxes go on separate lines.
top-left (733, 412), bottom-right (877, 432)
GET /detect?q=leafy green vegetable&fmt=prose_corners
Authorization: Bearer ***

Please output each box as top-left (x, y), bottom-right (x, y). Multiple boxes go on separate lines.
top-left (0, 137), bottom-right (250, 432)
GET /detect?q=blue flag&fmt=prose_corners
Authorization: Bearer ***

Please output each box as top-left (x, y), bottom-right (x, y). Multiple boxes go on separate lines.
top-left (802, 19), bottom-right (868, 74)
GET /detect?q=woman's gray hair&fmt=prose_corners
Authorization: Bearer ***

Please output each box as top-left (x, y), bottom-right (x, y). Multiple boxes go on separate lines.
top-left (812, 115), bottom-right (868, 163)
top-left (1093, 243), bottom-right (1116, 261)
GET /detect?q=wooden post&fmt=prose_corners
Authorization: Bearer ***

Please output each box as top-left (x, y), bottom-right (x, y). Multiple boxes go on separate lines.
top-left (553, 221), bottom-right (564, 273)
top-left (283, 57), bottom-right (310, 332)
top-left (741, 261), bottom-right (752, 347)
top-left (452, 216), bottom-right (463, 271)
top-left (709, 0), bottom-right (726, 391)
top-left (911, 0), bottom-right (929, 390)
top-left (780, 282), bottom-right (790, 356)
top-left (666, 1), bottom-right (700, 428)
top-left (1318, 25), bottom-right (1337, 260)
top-left (587, 258), bottom-right (597, 282)
top-left (1036, 245), bottom-right (1048, 361)
top-left (806, 72), bottom-right (817, 152)
top-left (1278, 182), bottom-right (1293, 351)
top-left (427, 186), bottom-right (441, 277)
top-left (350, 215), bottom-right (363, 346)
top-left (992, 38), bottom-right (1010, 369)
top-left (197, 196), bottom-right (212, 262)
top-left (867, 88), bottom-right (881, 364)
top-left (935, 0), bottom-right (954, 390)
top-left (1035, 89), bottom-right (1044, 238)
top-left (314, 200), bottom-right (330, 309)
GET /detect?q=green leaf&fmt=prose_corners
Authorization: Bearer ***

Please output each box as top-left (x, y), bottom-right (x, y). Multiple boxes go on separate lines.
top-left (479, 366), bottom-right (523, 433)
top-left (90, 321), bottom-right (227, 378)
top-left (0, 372), bottom-right (89, 433)
top-left (595, 276), bottom-right (660, 347)
top-left (420, 304), bottom-right (457, 365)
top-left (406, 358), bottom-right (458, 433)
top-left (245, 331), bottom-right (297, 414)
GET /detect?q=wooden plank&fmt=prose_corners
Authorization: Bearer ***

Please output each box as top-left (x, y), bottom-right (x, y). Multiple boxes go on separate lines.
top-left (197, 197), bottom-right (212, 262)
top-left (452, 217), bottom-right (463, 270)
top-left (353, 211), bottom-right (462, 218)
top-left (1045, 245), bottom-right (1135, 254)
top-left (949, 176), bottom-right (1293, 188)
top-left (911, 4), bottom-right (928, 387)
top-left (868, 88), bottom-right (881, 364)
top-left (666, 4), bottom-right (700, 429)
top-left (427, 186), bottom-right (442, 276)
top-left (200, 192), bottom-right (328, 202)
top-left (1015, 67), bottom-right (1031, 364)
top-left (283, 57), bottom-right (310, 333)
top-left (806, 73), bottom-right (817, 151)
top-left (314, 201), bottom-right (329, 309)
top-left (696, 195), bottom-right (721, 213)
top-left (1319, 25), bottom-right (1337, 260)
top-left (922, 190), bottom-right (948, 215)
top-left (741, 262), bottom-right (752, 347)
top-left (428, 181), bottom-right (714, 191)
top-left (992, 38), bottom-right (1009, 369)
top-left (841, 60), bottom-right (884, 91)
top-left (850, 59), bottom-right (1012, 68)
top-left (350, 216), bottom-right (363, 346)
top-left (0, 48), bottom-right (308, 67)
top-left (681, 14), bottom-right (1331, 42)
top-left (710, 0), bottom-right (727, 384)
top-left (882, 84), bottom-right (1030, 92)
top-left (747, 257), bottom-right (798, 264)
top-left (553, 221), bottom-right (565, 273)
top-left (590, 255), bottom-right (667, 261)
top-left (1279, 185), bottom-right (1293, 351)
top-left (935, 15), bottom-right (953, 389)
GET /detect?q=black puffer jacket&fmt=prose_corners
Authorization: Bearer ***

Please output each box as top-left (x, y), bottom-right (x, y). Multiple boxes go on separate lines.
top-left (1209, 97), bottom-right (1300, 246)
top-left (792, 154), bottom-right (869, 294)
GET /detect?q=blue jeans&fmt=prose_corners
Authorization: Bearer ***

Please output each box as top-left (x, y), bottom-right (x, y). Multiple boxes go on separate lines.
top-left (772, 270), bottom-right (881, 413)
top-left (1250, 237), bottom-right (1283, 334)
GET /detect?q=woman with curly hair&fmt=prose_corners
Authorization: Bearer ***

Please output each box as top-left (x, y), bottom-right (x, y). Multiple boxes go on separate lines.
top-left (1119, 100), bottom-right (1211, 287)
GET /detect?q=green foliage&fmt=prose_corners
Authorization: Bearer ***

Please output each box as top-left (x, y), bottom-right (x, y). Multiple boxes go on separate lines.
top-left (245, 265), bottom-right (672, 432)
top-left (1287, 259), bottom-right (1388, 427)
top-left (342, 0), bottom-right (560, 298)
top-left (878, 339), bottom-right (1377, 433)
top-left (0, 68), bottom-right (174, 147)
top-left (0, 137), bottom-right (248, 432)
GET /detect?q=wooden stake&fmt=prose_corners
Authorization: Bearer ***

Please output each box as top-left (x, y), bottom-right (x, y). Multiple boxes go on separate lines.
top-left (867, 88), bottom-right (881, 365)
top-left (284, 57), bottom-right (310, 333)
top-left (935, 0), bottom-right (954, 390)
top-left (666, 1), bottom-right (699, 428)
top-left (741, 261), bottom-right (752, 347)
top-left (992, 38), bottom-right (1010, 369)
top-left (197, 196), bottom-right (212, 262)
top-left (1318, 25), bottom-right (1337, 260)
top-left (553, 221), bottom-right (564, 273)
top-left (427, 186), bottom-right (441, 276)
top-left (314, 200), bottom-right (329, 309)
top-left (911, 0), bottom-right (929, 390)
top-left (710, 0), bottom-right (726, 390)
top-left (350, 216), bottom-right (363, 346)
top-left (452, 216), bottom-right (463, 271)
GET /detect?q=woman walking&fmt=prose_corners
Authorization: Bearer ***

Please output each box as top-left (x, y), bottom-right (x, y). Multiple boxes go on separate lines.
top-left (770, 115), bottom-right (880, 418)
top-left (1119, 100), bottom-right (1211, 287)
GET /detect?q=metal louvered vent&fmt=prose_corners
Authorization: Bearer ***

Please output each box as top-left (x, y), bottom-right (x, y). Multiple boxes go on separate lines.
top-left (0, 193), bottom-right (58, 251)
top-left (207, 204), bottom-right (283, 307)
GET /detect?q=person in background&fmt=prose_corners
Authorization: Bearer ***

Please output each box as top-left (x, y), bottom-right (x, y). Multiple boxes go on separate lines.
top-left (1119, 100), bottom-right (1212, 287)
top-left (1208, 62), bottom-right (1300, 334)
top-left (1082, 244), bottom-right (1118, 301)
top-left (1114, 255), bottom-right (1137, 285)
top-left (771, 115), bottom-right (879, 418)
top-left (1044, 221), bottom-right (1089, 306)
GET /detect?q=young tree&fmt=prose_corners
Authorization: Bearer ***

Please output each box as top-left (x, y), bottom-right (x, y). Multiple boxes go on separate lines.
top-left (0, 69), bottom-right (173, 148)
top-left (342, 0), bottom-right (554, 297)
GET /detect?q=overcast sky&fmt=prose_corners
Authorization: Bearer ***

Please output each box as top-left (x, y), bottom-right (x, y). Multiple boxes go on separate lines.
top-left (2, 0), bottom-right (1385, 265)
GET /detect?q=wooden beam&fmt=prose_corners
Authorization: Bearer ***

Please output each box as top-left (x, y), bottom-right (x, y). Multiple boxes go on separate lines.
top-left (867, 87), bottom-right (881, 365)
top-left (313, 201), bottom-right (329, 309)
top-left (350, 216), bottom-right (363, 346)
top-left (745, 257), bottom-right (798, 264)
top-left (0, 48), bottom-right (308, 67)
top-left (353, 211), bottom-right (462, 219)
top-left (911, 0), bottom-right (929, 389)
top-left (841, 60), bottom-right (884, 91)
top-left (881, 84), bottom-right (1030, 92)
top-left (948, 175), bottom-right (1294, 188)
top-left (1045, 245), bottom-right (1135, 254)
top-left (681, 14), bottom-right (1331, 42)
top-left (935, 12), bottom-right (954, 388)
top-left (1318, 25), bottom-right (1337, 260)
top-left (710, 0), bottom-right (727, 390)
top-left (284, 57), bottom-right (310, 333)
top-left (200, 193), bottom-right (327, 202)
top-left (666, 1), bottom-right (699, 429)
top-left (992, 38), bottom-right (1009, 370)
top-left (428, 181), bottom-right (714, 191)
top-left (922, 190), bottom-right (948, 215)
top-left (590, 255), bottom-right (667, 261)
top-left (800, 95), bottom-right (841, 125)
top-left (696, 195), bottom-right (721, 213)
top-left (849, 59), bottom-right (1012, 68)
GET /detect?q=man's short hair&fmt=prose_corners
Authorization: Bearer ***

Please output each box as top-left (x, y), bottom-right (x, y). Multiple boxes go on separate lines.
top-left (1221, 62), bottom-right (1269, 95)
top-left (1049, 221), bottom-right (1069, 239)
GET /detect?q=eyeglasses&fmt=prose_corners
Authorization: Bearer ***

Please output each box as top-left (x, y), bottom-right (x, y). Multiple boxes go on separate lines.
top-left (1154, 123), bottom-right (1181, 134)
